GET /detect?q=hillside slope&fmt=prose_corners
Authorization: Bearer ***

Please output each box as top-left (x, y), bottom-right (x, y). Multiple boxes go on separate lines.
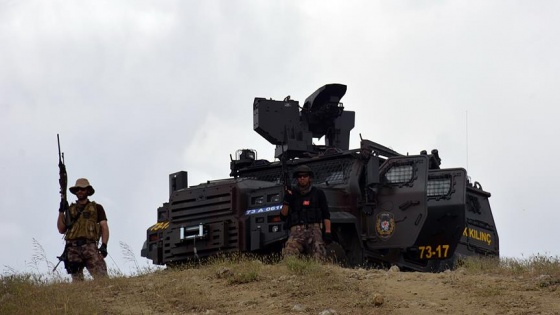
top-left (2, 256), bottom-right (560, 314)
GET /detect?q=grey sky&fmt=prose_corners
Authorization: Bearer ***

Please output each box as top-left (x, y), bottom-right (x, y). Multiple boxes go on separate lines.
top-left (1, 1), bottom-right (559, 276)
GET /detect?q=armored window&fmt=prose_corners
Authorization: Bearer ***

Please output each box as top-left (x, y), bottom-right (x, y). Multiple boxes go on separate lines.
top-left (427, 177), bottom-right (451, 197)
top-left (384, 165), bottom-right (413, 184)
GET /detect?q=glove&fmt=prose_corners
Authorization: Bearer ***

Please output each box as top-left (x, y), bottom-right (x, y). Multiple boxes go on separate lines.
top-left (323, 232), bottom-right (333, 245)
top-left (59, 200), bottom-right (69, 213)
top-left (99, 243), bottom-right (108, 258)
top-left (283, 190), bottom-right (293, 205)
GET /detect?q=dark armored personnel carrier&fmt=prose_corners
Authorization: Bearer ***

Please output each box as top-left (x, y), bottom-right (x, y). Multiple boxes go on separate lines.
top-left (141, 84), bottom-right (499, 271)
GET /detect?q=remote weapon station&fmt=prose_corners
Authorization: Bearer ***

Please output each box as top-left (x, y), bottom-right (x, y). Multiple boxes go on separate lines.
top-left (141, 84), bottom-right (499, 271)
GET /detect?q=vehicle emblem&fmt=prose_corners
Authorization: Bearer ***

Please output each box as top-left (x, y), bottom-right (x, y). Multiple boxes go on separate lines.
top-left (375, 212), bottom-right (395, 240)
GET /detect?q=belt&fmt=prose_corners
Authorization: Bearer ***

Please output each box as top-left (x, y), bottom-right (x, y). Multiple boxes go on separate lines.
top-left (290, 223), bottom-right (321, 232)
top-left (66, 239), bottom-right (96, 247)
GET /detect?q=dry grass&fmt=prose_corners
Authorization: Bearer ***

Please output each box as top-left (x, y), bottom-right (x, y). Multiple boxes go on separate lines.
top-left (2, 245), bottom-right (560, 315)
top-left (459, 254), bottom-right (560, 279)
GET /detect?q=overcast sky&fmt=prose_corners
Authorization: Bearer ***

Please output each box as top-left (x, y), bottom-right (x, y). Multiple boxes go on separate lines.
top-left (2, 1), bottom-right (559, 277)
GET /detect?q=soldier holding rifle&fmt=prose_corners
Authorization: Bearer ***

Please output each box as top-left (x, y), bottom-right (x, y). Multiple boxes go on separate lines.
top-left (55, 135), bottom-right (110, 281)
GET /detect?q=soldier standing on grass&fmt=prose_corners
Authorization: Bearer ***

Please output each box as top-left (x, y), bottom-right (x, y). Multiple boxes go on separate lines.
top-left (57, 178), bottom-right (109, 281)
top-left (280, 165), bottom-right (332, 260)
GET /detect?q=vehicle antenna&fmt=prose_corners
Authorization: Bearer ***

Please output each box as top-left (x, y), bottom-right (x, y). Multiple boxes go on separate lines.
top-left (466, 110), bottom-right (469, 171)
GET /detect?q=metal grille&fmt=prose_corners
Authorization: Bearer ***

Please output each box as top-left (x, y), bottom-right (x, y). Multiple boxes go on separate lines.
top-left (242, 168), bottom-right (283, 183)
top-left (384, 165), bottom-right (413, 184)
top-left (427, 177), bottom-right (451, 196)
top-left (312, 158), bottom-right (354, 185)
top-left (239, 156), bottom-right (356, 185)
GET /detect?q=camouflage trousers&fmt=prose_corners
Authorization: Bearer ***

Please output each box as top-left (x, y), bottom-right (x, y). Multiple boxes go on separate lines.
top-left (282, 223), bottom-right (326, 261)
top-left (66, 242), bottom-right (108, 281)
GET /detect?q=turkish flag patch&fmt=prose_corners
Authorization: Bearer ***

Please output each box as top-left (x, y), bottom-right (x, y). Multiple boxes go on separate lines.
top-left (303, 200), bottom-right (310, 206)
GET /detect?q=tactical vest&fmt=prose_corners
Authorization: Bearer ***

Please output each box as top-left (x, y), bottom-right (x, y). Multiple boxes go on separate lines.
top-left (65, 201), bottom-right (100, 241)
top-left (288, 188), bottom-right (323, 228)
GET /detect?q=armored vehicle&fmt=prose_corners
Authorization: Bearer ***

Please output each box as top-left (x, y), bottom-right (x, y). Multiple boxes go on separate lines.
top-left (141, 84), bottom-right (499, 271)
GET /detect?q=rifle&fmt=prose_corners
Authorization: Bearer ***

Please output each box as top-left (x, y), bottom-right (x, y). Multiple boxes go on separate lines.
top-left (52, 246), bottom-right (68, 272)
top-left (279, 132), bottom-right (292, 227)
top-left (57, 134), bottom-right (70, 225)
top-left (280, 126), bottom-right (291, 192)
top-left (56, 134), bottom-right (70, 273)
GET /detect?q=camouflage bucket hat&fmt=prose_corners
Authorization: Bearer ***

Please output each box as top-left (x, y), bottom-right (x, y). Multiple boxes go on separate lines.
top-left (69, 178), bottom-right (95, 196)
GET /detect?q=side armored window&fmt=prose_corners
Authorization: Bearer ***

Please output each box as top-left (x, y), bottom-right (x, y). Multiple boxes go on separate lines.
top-left (384, 164), bottom-right (413, 184)
top-left (427, 177), bottom-right (452, 197)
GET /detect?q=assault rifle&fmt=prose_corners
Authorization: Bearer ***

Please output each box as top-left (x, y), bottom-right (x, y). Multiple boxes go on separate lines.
top-left (52, 246), bottom-right (68, 273)
top-left (280, 154), bottom-right (291, 192)
top-left (278, 129), bottom-right (292, 228)
top-left (54, 134), bottom-right (70, 273)
top-left (57, 134), bottom-right (70, 225)
top-left (280, 126), bottom-right (291, 192)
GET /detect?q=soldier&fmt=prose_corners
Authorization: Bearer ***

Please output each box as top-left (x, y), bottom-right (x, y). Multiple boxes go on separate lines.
top-left (57, 178), bottom-right (109, 281)
top-left (280, 165), bottom-right (332, 260)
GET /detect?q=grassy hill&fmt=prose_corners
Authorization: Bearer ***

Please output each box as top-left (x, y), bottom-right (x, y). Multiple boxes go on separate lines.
top-left (2, 253), bottom-right (560, 314)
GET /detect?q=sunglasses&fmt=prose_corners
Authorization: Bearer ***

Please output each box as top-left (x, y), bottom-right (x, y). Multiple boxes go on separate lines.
top-left (76, 187), bottom-right (89, 191)
top-left (296, 174), bottom-right (309, 179)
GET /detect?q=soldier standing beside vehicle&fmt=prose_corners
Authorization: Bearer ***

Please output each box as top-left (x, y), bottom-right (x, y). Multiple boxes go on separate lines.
top-left (280, 165), bottom-right (332, 260)
top-left (57, 178), bottom-right (109, 281)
